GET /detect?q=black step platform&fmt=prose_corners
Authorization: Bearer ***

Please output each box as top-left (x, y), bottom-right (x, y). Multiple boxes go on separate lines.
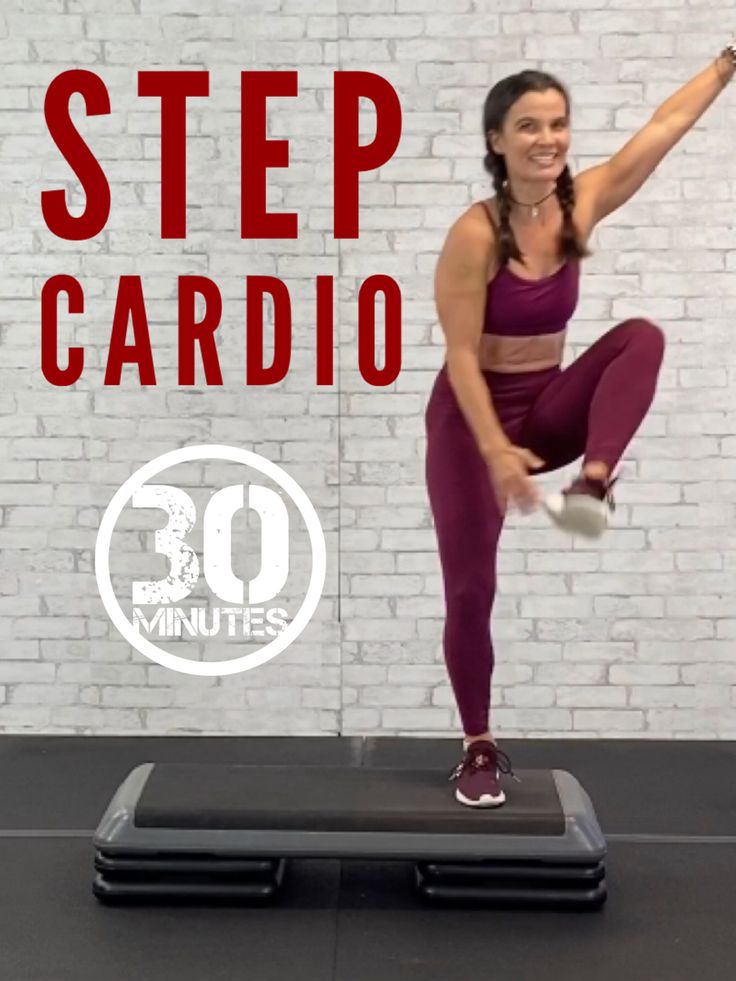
top-left (92, 763), bottom-right (607, 909)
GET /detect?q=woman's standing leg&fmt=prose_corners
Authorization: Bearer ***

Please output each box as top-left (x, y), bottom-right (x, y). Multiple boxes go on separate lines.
top-left (425, 371), bottom-right (507, 742)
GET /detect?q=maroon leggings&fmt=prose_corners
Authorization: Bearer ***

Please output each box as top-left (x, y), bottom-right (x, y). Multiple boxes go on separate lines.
top-left (424, 318), bottom-right (665, 736)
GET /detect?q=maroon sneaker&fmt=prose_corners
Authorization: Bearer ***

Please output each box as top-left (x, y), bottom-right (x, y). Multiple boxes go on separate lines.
top-left (447, 739), bottom-right (520, 808)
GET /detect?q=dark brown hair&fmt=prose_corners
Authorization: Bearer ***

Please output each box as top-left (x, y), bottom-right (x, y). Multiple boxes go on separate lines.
top-left (482, 70), bottom-right (593, 269)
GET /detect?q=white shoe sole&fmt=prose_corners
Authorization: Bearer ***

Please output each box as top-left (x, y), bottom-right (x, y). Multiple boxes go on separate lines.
top-left (455, 787), bottom-right (506, 807)
top-left (542, 492), bottom-right (608, 539)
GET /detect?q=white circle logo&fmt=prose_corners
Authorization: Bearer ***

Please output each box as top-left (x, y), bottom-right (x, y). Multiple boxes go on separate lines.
top-left (95, 444), bottom-right (326, 676)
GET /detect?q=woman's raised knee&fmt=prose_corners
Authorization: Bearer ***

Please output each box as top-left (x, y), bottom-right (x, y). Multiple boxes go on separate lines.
top-left (619, 318), bottom-right (665, 358)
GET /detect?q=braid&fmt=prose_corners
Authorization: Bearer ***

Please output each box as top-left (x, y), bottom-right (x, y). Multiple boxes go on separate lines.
top-left (555, 165), bottom-right (593, 263)
top-left (490, 169), bottom-right (521, 267)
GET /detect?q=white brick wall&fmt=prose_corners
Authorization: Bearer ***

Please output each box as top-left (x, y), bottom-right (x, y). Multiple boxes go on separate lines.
top-left (1, 0), bottom-right (736, 739)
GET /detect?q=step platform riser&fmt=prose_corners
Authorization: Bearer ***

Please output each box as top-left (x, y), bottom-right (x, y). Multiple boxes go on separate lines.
top-left (92, 763), bottom-right (608, 910)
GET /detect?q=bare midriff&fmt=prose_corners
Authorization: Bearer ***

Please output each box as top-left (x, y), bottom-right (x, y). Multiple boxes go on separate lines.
top-left (477, 330), bottom-right (565, 373)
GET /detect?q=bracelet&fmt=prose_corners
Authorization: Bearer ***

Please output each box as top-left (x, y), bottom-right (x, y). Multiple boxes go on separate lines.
top-left (716, 42), bottom-right (736, 85)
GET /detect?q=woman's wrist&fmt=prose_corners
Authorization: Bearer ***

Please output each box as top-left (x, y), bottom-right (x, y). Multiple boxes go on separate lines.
top-left (716, 42), bottom-right (736, 85)
top-left (480, 438), bottom-right (512, 461)
top-left (715, 56), bottom-right (734, 86)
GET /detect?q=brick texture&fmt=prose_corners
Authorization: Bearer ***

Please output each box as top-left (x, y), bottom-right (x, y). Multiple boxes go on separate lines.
top-left (1, 0), bottom-right (736, 738)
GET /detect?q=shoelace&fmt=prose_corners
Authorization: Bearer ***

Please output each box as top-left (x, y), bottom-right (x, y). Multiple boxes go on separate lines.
top-left (603, 475), bottom-right (619, 513)
top-left (447, 744), bottom-right (522, 784)
top-left (565, 473), bottom-right (619, 512)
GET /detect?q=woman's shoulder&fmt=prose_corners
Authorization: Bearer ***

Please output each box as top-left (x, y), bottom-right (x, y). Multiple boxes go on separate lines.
top-left (436, 200), bottom-right (498, 283)
top-left (447, 198), bottom-right (498, 246)
top-left (457, 198), bottom-right (498, 242)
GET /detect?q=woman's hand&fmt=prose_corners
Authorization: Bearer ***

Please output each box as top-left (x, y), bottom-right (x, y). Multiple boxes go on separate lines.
top-left (486, 444), bottom-right (545, 514)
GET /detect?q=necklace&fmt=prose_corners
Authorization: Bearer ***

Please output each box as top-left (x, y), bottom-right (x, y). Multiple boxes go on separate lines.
top-left (503, 178), bottom-right (557, 219)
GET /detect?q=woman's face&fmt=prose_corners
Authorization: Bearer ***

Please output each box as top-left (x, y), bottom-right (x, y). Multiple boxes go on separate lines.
top-left (488, 88), bottom-right (570, 183)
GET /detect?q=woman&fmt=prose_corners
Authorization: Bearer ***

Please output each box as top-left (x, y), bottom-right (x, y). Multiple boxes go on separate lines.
top-left (426, 45), bottom-right (736, 808)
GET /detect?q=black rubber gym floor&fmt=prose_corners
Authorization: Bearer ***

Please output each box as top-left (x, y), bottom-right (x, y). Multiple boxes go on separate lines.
top-left (0, 735), bottom-right (734, 981)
